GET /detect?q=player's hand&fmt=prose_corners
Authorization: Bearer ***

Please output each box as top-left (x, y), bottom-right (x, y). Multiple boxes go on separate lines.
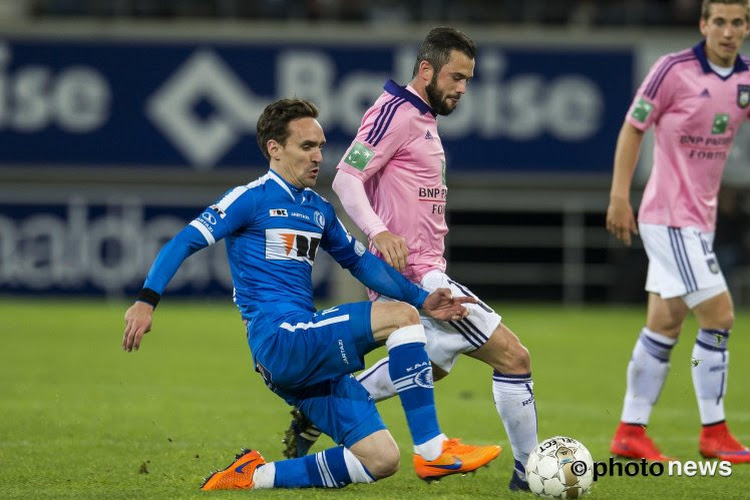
top-left (421, 288), bottom-right (477, 322)
top-left (372, 231), bottom-right (409, 271)
top-left (606, 197), bottom-right (638, 246)
top-left (122, 301), bottom-right (154, 352)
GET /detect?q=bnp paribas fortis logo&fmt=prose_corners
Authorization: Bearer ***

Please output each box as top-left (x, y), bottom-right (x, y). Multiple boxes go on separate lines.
top-left (344, 141), bottom-right (375, 171)
top-left (631, 97), bottom-right (653, 123)
top-left (711, 113), bottom-right (729, 134)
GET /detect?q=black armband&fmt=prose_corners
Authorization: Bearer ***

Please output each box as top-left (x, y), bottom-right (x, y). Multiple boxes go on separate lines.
top-left (136, 287), bottom-right (161, 308)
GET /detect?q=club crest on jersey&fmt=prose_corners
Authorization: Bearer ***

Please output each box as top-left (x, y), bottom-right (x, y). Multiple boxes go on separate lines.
top-left (738, 85), bottom-right (750, 108)
top-left (265, 228), bottom-right (321, 265)
top-left (314, 210), bottom-right (326, 229)
top-left (269, 208), bottom-right (288, 217)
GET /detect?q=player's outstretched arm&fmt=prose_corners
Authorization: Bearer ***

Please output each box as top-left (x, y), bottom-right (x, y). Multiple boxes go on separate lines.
top-left (122, 301), bottom-right (154, 352)
top-left (421, 288), bottom-right (477, 322)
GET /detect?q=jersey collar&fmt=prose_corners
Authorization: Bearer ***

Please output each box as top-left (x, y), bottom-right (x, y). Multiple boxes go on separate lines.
top-left (268, 168), bottom-right (305, 200)
top-left (384, 79), bottom-right (436, 117)
top-left (693, 40), bottom-right (749, 76)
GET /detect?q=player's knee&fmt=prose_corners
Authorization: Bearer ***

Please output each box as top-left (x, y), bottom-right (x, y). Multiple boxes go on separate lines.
top-left (362, 443), bottom-right (400, 479)
top-left (489, 333), bottom-right (531, 374)
top-left (711, 310), bottom-right (734, 331)
top-left (393, 302), bottom-right (420, 327)
top-left (499, 342), bottom-right (530, 374)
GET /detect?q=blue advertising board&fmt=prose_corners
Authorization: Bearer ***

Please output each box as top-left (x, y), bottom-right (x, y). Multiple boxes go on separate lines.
top-left (0, 199), bottom-right (334, 298)
top-left (0, 38), bottom-right (633, 173)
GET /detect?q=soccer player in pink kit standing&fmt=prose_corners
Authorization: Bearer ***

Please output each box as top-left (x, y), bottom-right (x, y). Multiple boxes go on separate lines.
top-left (607, 0), bottom-right (750, 463)
top-left (283, 27), bottom-right (538, 492)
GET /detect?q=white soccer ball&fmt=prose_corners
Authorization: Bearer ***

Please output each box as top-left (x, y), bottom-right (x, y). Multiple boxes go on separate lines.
top-left (526, 436), bottom-right (594, 499)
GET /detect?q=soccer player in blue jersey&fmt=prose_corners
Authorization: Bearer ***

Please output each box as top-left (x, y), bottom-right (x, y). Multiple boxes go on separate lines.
top-left (122, 98), bottom-right (500, 490)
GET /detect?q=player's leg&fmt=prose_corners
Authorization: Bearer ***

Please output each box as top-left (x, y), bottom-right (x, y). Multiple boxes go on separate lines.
top-left (465, 321), bottom-right (536, 491)
top-left (691, 289), bottom-right (750, 462)
top-left (415, 270), bottom-right (536, 491)
top-left (202, 375), bottom-right (394, 490)
top-left (611, 292), bottom-right (686, 460)
top-left (369, 300), bottom-right (501, 479)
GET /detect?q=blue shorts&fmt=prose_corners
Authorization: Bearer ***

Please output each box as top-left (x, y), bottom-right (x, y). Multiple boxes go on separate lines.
top-left (248, 301), bottom-right (386, 447)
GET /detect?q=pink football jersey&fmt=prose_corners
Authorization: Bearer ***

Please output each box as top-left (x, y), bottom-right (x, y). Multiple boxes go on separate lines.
top-left (627, 42), bottom-right (750, 232)
top-left (336, 80), bottom-right (447, 283)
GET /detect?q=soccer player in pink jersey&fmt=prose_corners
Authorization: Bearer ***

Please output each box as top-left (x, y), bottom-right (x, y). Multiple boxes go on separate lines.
top-left (607, 0), bottom-right (750, 464)
top-left (283, 27), bottom-right (538, 492)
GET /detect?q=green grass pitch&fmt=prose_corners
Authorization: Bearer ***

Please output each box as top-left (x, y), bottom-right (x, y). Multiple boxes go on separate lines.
top-left (2, 298), bottom-right (749, 499)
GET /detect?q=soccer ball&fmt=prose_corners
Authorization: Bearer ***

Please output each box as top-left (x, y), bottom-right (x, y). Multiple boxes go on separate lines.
top-left (526, 436), bottom-right (594, 499)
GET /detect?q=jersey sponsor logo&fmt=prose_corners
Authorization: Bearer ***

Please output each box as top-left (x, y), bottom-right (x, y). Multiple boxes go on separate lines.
top-left (738, 85), bottom-right (750, 108)
top-left (631, 97), bottom-right (653, 123)
top-left (209, 204), bottom-right (227, 219)
top-left (711, 113), bottom-right (729, 134)
top-left (344, 141), bottom-right (374, 171)
top-left (265, 228), bottom-right (321, 264)
top-left (201, 211), bottom-right (217, 225)
top-left (314, 210), bottom-right (326, 229)
top-left (269, 208), bottom-right (288, 217)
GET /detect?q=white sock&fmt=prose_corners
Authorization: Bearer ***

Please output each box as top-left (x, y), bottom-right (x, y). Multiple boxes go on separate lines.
top-left (692, 328), bottom-right (729, 425)
top-left (492, 371), bottom-right (537, 478)
top-left (253, 463), bottom-right (275, 489)
top-left (356, 357), bottom-right (397, 402)
top-left (620, 327), bottom-right (676, 424)
top-left (343, 448), bottom-right (375, 484)
top-left (413, 433), bottom-right (448, 461)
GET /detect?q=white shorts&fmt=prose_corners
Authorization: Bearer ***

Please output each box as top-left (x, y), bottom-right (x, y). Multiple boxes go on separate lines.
top-left (639, 223), bottom-right (727, 308)
top-left (377, 270), bottom-right (502, 372)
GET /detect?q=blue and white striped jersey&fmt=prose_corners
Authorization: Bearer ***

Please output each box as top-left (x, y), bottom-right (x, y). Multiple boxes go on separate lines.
top-left (142, 169), bottom-right (427, 324)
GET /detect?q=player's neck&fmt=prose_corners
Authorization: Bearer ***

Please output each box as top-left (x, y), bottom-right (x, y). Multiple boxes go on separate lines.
top-left (409, 78), bottom-right (431, 107)
top-left (703, 46), bottom-right (737, 68)
top-left (270, 166), bottom-right (305, 190)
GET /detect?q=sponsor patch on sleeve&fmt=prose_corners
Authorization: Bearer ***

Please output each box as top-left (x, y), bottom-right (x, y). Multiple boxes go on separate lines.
top-left (631, 97), bottom-right (653, 123)
top-left (344, 141), bottom-right (375, 171)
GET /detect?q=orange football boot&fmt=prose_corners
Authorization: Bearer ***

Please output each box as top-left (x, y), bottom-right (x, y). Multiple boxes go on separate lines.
top-left (200, 449), bottom-right (266, 490)
top-left (413, 438), bottom-right (502, 481)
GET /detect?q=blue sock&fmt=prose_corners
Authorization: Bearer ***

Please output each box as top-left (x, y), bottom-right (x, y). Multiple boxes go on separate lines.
top-left (273, 447), bottom-right (352, 488)
top-left (386, 325), bottom-right (440, 445)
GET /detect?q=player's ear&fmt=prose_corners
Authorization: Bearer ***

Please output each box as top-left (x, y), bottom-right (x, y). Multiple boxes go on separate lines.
top-left (419, 60), bottom-right (434, 82)
top-left (267, 139), bottom-right (282, 160)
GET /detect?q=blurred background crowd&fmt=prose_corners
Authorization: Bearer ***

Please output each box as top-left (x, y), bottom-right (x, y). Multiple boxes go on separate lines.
top-left (5, 0), bottom-right (709, 27)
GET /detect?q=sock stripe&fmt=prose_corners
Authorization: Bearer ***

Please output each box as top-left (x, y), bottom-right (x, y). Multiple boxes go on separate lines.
top-left (639, 332), bottom-right (676, 361)
top-left (315, 452), bottom-right (335, 487)
top-left (493, 374), bottom-right (533, 384)
top-left (696, 339), bottom-right (727, 352)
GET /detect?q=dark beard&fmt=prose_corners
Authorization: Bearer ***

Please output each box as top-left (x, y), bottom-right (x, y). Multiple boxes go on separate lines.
top-left (425, 78), bottom-right (455, 116)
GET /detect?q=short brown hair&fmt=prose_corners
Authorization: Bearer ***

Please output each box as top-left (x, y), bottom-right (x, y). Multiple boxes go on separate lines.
top-left (702, 0), bottom-right (750, 20)
top-left (256, 98), bottom-right (319, 159)
top-left (412, 26), bottom-right (476, 78)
